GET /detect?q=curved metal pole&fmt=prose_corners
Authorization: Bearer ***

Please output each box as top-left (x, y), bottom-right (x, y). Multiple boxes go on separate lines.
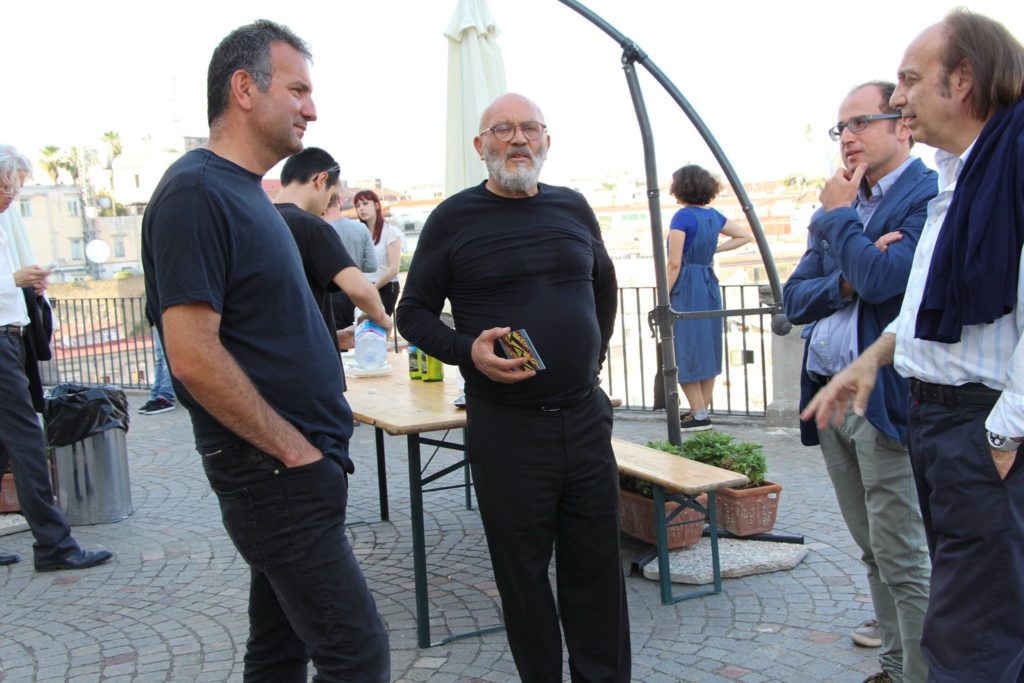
top-left (557, 0), bottom-right (785, 319)
top-left (621, 52), bottom-right (681, 444)
top-left (557, 0), bottom-right (791, 442)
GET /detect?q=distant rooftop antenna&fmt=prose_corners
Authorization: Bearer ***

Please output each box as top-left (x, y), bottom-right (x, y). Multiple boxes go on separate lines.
top-left (558, 0), bottom-right (789, 446)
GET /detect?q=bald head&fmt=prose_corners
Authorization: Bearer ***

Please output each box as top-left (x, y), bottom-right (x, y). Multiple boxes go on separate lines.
top-left (478, 93), bottom-right (545, 133)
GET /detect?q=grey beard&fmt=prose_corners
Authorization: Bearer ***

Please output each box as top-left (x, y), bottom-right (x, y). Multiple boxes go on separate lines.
top-left (484, 146), bottom-right (545, 194)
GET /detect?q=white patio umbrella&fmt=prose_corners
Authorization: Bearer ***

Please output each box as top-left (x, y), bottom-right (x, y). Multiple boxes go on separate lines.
top-left (444, 0), bottom-right (507, 198)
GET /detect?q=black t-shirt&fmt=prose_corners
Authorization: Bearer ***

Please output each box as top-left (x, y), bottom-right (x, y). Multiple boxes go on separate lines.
top-left (274, 203), bottom-right (355, 351)
top-left (141, 149), bottom-right (352, 453)
top-left (396, 181), bottom-right (618, 407)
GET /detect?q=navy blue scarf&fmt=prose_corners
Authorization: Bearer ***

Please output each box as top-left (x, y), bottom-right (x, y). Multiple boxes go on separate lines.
top-left (915, 98), bottom-right (1024, 343)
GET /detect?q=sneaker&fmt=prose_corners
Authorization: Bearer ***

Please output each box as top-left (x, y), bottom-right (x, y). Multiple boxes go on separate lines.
top-left (139, 397), bottom-right (176, 415)
top-left (680, 412), bottom-right (712, 431)
top-left (852, 618), bottom-right (882, 648)
top-left (862, 673), bottom-right (892, 683)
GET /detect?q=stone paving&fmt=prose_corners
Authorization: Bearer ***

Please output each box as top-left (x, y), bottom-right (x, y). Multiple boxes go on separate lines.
top-left (0, 395), bottom-right (895, 682)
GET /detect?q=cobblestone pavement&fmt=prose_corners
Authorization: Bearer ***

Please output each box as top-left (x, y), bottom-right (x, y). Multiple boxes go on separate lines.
top-left (0, 396), bottom-right (896, 682)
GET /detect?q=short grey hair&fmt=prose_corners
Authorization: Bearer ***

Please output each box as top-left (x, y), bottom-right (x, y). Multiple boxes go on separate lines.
top-left (0, 144), bottom-right (32, 193)
top-left (206, 19), bottom-right (311, 126)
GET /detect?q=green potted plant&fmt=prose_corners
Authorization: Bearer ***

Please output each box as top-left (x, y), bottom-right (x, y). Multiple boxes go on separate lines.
top-left (670, 431), bottom-right (782, 537)
top-left (619, 442), bottom-right (707, 549)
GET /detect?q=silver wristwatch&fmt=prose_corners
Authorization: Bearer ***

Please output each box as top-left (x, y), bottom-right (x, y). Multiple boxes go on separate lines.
top-left (986, 430), bottom-right (1022, 452)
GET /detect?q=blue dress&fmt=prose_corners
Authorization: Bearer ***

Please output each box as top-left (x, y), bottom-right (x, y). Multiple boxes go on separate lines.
top-left (669, 206), bottom-right (724, 383)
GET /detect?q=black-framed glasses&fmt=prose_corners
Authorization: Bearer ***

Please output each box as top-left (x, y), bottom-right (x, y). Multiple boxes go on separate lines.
top-left (479, 121), bottom-right (548, 142)
top-left (828, 114), bottom-right (903, 141)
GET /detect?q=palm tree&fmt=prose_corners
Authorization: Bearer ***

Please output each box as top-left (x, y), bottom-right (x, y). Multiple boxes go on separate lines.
top-left (100, 131), bottom-right (122, 165)
top-left (57, 147), bottom-right (82, 185)
top-left (39, 145), bottom-right (62, 184)
top-left (100, 131), bottom-right (122, 193)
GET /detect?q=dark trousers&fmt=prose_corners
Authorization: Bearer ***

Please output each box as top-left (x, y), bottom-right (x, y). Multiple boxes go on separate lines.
top-left (466, 390), bottom-right (631, 683)
top-left (331, 291), bottom-right (357, 330)
top-left (907, 397), bottom-right (1024, 683)
top-left (201, 443), bottom-right (390, 682)
top-left (0, 331), bottom-right (77, 563)
top-left (377, 281), bottom-right (400, 316)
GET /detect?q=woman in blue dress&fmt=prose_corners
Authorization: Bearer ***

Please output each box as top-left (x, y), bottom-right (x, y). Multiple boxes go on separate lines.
top-left (666, 165), bottom-right (752, 430)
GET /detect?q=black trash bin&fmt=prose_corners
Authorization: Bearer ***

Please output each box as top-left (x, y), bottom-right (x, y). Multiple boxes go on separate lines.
top-left (44, 384), bottom-right (133, 525)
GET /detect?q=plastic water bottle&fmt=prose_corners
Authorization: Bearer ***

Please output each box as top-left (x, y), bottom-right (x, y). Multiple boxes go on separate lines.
top-left (354, 320), bottom-right (388, 369)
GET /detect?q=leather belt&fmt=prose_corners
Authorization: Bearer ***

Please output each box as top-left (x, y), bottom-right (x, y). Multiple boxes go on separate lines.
top-left (0, 324), bottom-right (26, 337)
top-left (908, 378), bottom-right (999, 409)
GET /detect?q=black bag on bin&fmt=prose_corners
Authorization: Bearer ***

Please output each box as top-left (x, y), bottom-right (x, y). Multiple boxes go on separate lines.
top-left (43, 384), bottom-right (131, 448)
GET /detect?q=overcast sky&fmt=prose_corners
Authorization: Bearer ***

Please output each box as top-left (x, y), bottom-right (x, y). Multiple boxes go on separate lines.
top-left (5, 0), bottom-right (1023, 189)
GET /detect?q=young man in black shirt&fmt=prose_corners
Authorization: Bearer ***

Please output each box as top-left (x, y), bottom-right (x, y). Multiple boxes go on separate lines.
top-left (397, 93), bottom-right (628, 682)
top-left (142, 21), bottom-right (389, 681)
top-left (273, 146), bottom-right (391, 360)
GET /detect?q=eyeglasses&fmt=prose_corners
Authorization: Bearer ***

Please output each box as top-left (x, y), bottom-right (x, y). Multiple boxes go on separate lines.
top-left (323, 164), bottom-right (340, 175)
top-left (828, 114), bottom-right (903, 141)
top-left (479, 121), bottom-right (548, 143)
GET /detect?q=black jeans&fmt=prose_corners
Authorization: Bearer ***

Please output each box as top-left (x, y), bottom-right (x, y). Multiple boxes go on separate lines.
top-left (907, 397), bottom-right (1024, 682)
top-left (0, 331), bottom-right (78, 563)
top-left (201, 443), bottom-right (389, 682)
top-left (466, 389), bottom-right (631, 683)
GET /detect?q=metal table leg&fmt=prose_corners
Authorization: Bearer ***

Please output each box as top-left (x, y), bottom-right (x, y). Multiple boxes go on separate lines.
top-left (375, 427), bottom-right (389, 521)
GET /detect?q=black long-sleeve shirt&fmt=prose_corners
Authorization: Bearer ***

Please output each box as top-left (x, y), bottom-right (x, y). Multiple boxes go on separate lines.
top-left (396, 181), bottom-right (617, 407)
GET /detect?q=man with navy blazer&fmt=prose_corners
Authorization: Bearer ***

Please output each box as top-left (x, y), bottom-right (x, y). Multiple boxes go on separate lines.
top-left (785, 81), bottom-right (936, 683)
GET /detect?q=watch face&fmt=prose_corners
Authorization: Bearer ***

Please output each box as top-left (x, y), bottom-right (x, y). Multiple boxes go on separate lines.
top-left (987, 431), bottom-right (1017, 451)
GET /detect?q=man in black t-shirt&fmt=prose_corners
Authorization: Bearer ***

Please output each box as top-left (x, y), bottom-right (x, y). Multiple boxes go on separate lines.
top-left (397, 93), bottom-right (629, 683)
top-left (141, 21), bottom-right (389, 682)
top-left (273, 146), bottom-right (391, 362)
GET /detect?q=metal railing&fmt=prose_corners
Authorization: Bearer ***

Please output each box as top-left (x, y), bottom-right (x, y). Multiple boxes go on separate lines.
top-left (601, 285), bottom-right (771, 416)
top-left (46, 289), bottom-right (772, 415)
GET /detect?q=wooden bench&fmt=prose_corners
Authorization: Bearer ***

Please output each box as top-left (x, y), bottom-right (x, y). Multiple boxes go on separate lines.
top-left (612, 437), bottom-right (748, 605)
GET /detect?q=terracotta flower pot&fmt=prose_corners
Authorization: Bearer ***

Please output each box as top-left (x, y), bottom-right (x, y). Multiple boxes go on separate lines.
top-left (619, 488), bottom-right (707, 549)
top-left (714, 481), bottom-right (782, 537)
top-left (0, 472), bottom-right (20, 513)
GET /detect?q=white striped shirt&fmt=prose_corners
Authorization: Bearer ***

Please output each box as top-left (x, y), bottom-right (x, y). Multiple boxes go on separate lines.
top-left (887, 141), bottom-right (1024, 437)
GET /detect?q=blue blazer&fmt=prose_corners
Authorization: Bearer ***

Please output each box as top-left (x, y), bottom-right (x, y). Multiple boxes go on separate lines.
top-left (783, 158), bottom-right (938, 446)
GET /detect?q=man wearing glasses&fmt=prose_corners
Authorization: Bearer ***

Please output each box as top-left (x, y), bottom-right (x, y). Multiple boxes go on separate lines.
top-left (397, 93), bottom-right (627, 682)
top-left (784, 82), bottom-right (935, 683)
top-left (805, 11), bottom-right (1024, 681)
top-left (272, 146), bottom-right (392, 360)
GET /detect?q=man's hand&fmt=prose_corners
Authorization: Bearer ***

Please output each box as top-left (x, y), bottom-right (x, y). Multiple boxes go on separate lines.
top-left (801, 353), bottom-right (880, 429)
top-left (471, 327), bottom-right (535, 384)
top-left (820, 163), bottom-right (867, 212)
top-left (14, 265), bottom-right (51, 288)
top-left (875, 231), bottom-right (903, 253)
top-left (991, 447), bottom-right (1018, 480)
top-left (280, 444), bottom-right (323, 468)
top-left (337, 325), bottom-right (355, 351)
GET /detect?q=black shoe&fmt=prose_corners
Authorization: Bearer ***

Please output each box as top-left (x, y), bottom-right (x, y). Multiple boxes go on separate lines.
top-left (139, 397), bottom-right (176, 415)
top-left (862, 673), bottom-right (893, 683)
top-left (680, 412), bottom-right (712, 431)
top-left (35, 548), bottom-right (113, 572)
top-left (0, 551), bottom-right (21, 566)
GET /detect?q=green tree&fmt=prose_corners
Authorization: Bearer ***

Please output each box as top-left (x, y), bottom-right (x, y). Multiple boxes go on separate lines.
top-left (57, 147), bottom-right (82, 184)
top-left (39, 145), bottom-right (62, 184)
top-left (100, 131), bottom-right (122, 194)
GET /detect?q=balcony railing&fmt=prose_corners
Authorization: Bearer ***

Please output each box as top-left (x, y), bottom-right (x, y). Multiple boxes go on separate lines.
top-left (47, 288), bottom-right (771, 415)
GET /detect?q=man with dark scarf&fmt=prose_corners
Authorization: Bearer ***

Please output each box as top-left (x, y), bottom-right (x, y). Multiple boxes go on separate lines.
top-left (803, 10), bottom-right (1024, 682)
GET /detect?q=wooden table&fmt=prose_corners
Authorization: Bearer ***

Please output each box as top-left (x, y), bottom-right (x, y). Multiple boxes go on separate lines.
top-left (343, 353), bottom-right (493, 649)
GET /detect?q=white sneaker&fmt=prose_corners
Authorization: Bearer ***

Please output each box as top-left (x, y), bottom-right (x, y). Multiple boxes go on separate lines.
top-left (852, 618), bottom-right (881, 648)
